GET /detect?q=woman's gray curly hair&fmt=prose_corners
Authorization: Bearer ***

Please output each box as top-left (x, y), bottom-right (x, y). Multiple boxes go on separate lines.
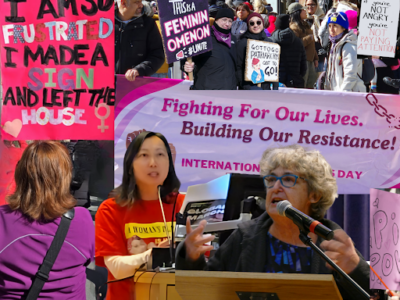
top-left (260, 144), bottom-right (338, 219)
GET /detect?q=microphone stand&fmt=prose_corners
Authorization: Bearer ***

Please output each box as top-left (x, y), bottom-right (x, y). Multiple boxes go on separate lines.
top-left (298, 231), bottom-right (370, 300)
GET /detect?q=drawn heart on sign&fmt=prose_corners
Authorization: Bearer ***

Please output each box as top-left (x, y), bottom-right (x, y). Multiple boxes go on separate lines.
top-left (2, 119), bottom-right (23, 138)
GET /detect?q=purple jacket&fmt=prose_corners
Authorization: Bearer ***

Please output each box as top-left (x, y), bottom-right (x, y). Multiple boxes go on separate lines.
top-left (0, 206), bottom-right (94, 299)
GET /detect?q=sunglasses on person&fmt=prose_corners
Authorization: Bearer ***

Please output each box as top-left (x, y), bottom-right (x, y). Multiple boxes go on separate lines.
top-left (250, 20), bottom-right (262, 26)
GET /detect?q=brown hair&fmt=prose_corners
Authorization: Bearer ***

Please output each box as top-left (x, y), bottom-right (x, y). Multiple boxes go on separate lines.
top-left (7, 141), bottom-right (76, 221)
top-left (236, 3), bottom-right (251, 14)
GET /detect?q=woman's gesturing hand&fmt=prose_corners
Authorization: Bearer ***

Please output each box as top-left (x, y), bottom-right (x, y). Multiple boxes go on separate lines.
top-left (184, 217), bottom-right (215, 261)
top-left (320, 229), bottom-right (360, 274)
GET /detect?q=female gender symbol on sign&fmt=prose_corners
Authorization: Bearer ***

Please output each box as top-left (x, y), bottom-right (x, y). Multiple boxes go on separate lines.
top-left (95, 103), bottom-right (110, 133)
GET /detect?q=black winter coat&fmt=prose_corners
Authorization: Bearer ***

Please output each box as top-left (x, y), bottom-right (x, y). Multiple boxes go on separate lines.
top-left (176, 212), bottom-right (371, 300)
top-left (236, 31), bottom-right (278, 90)
top-left (271, 28), bottom-right (307, 88)
top-left (114, 10), bottom-right (164, 76)
top-left (182, 30), bottom-right (238, 90)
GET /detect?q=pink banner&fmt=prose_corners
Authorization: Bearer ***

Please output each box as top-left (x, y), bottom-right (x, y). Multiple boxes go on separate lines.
top-left (115, 77), bottom-right (400, 194)
top-left (0, 0), bottom-right (114, 140)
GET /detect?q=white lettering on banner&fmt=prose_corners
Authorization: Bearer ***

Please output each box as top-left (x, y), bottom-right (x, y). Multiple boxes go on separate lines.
top-left (114, 78), bottom-right (400, 194)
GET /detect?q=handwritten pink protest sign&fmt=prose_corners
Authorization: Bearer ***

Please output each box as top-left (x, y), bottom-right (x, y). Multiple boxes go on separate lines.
top-left (0, 0), bottom-right (115, 140)
top-left (370, 189), bottom-right (400, 290)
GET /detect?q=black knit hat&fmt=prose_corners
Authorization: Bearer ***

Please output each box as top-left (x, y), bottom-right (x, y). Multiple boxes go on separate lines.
top-left (215, 8), bottom-right (235, 20)
top-left (275, 14), bottom-right (290, 30)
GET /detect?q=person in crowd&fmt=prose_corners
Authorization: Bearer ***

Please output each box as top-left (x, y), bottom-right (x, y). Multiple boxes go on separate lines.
top-left (243, 1), bottom-right (253, 10)
top-left (236, 12), bottom-right (278, 90)
top-left (345, 10), bottom-right (357, 35)
top-left (253, 0), bottom-right (271, 36)
top-left (225, 0), bottom-right (235, 11)
top-left (289, 3), bottom-right (318, 88)
top-left (183, 9), bottom-right (237, 90)
top-left (305, 0), bottom-right (326, 73)
top-left (95, 131), bottom-right (184, 300)
top-left (0, 141), bottom-right (94, 299)
top-left (150, 1), bottom-right (157, 14)
top-left (324, 12), bottom-right (365, 92)
top-left (371, 56), bottom-right (400, 94)
top-left (176, 144), bottom-right (370, 300)
top-left (232, 0), bottom-right (244, 9)
top-left (231, 3), bottom-right (251, 39)
top-left (209, 0), bottom-right (224, 18)
top-left (382, 23), bottom-right (400, 90)
top-left (0, 138), bottom-right (27, 206)
top-left (115, 0), bottom-right (164, 81)
top-left (318, 0), bottom-right (334, 14)
top-left (270, 14), bottom-right (307, 88)
top-left (318, 0), bottom-right (357, 51)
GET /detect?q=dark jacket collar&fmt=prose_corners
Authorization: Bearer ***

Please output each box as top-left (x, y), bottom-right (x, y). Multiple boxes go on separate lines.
top-left (237, 212), bottom-right (336, 273)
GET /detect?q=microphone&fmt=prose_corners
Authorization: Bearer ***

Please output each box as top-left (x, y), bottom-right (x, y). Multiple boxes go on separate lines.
top-left (277, 200), bottom-right (334, 241)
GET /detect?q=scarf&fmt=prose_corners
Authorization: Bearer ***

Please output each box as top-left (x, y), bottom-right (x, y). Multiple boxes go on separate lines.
top-left (329, 31), bottom-right (345, 54)
top-left (212, 24), bottom-right (232, 48)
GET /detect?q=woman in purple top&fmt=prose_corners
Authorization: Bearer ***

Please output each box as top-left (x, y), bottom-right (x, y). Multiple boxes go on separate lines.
top-left (0, 141), bottom-right (94, 300)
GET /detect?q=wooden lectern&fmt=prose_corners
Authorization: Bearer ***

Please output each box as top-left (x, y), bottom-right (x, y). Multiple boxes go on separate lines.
top-left (175, 271), bottom-right (343, 300)
top-left (134, 271), bottom-right (183, 300)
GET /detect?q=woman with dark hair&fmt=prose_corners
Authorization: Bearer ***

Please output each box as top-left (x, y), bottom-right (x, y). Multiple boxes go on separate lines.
top-left (231, 3), bottom-right (251, 39)
top-left (0, 141), bottom-right (94, 299)
top-left (95, 131), bottom-right (184, 300)
top-left (289, 3), bottom-right (319, 88)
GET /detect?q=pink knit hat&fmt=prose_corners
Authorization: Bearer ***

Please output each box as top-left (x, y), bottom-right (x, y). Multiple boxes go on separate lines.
top-left (345, 10), bottom-right (358, 30)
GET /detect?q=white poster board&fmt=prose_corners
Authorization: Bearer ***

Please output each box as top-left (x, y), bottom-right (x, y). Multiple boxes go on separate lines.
top-left (244, 39), bottom-right (280, 84)
top-left (357, 0), bottom-right (399, 58)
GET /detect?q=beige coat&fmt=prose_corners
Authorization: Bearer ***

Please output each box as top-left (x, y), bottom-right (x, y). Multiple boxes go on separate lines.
top-left (290, 22), bottom-right (318, 62)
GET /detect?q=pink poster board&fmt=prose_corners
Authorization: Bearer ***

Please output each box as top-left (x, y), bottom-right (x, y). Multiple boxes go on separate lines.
top-left (0, 0), bottom-right (114, 140)
top-left (370, 188), bottom-right (400, 290)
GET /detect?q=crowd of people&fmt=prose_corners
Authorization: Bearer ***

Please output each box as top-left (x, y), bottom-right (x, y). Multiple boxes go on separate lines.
top-left (118, 0), bottom-right (400, 93)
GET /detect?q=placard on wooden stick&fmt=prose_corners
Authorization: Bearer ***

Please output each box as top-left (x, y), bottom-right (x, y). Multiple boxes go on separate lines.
top-left (357, 0), bottom-right (399, 58)
top-left (244, 39), bottom-right (280, 84)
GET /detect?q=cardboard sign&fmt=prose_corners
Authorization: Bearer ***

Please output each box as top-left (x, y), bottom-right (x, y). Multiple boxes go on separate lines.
top-left (157, 0), bottom-right (213, 64)
top-left (244, 39), bottom-right (280, 84)
top-left (370, 189), bottom-right (400, 290)
top-left (357, 0), bottom-right (400, 57)
top-left (114, 76), bottom-right (400, 194)
top-left (0, 0), bottom-right (115, 140)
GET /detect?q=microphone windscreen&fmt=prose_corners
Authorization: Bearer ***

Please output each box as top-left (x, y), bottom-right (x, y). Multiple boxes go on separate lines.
top-left (276, 200), bottom-right (291, 216)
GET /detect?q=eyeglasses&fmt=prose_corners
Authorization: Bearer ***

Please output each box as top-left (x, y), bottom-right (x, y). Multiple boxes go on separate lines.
top-left (250, 20), bottom-right (262, 26)
top-left (263, 174), bottom-right (307, 188)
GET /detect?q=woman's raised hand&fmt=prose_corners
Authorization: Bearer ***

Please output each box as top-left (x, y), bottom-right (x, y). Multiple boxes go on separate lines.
top-left (184, 217), bottom-right (215, 261)
top-left (320, 229), bottom-right (360, 274)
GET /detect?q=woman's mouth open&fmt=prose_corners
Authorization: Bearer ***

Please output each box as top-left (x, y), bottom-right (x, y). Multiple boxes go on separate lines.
top-left (148, 172), bottom-right (159, 178)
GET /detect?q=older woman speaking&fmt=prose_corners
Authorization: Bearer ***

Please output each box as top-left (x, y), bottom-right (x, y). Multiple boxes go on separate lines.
top-left (176, 144), bottom-right (370, 300)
